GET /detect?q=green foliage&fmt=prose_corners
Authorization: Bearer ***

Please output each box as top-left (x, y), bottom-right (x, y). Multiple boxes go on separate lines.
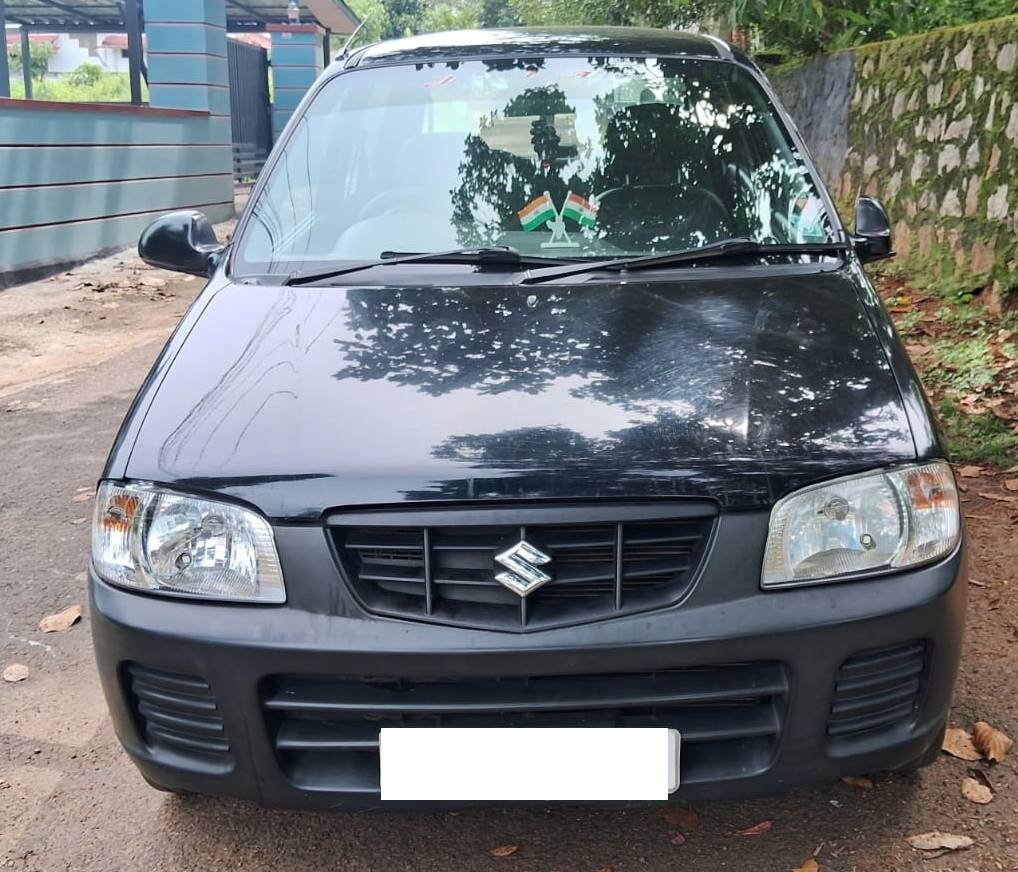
top-left (335, 0), bottom-right (1018, 56)
top-left (8, 65), bottom-right (143, 103)
top-left (938, 400), bottom-right (1018, 465)
top-left (384, 0), bottom-right (426, 37)
top-left (67, 63), bottom-right (104, 88)
top-left (892, 297), bottom-right (1018, 464)
top-left (7, 40), bottom-right (55, 80)
top-left (728, 0), bottom-right (1018, 57)
top-left (422, 0), bottom-right (483, 32)
top-left (345, 0), bottom-right (392, 42)
top-left (508, 0), bottom-right (703, 28)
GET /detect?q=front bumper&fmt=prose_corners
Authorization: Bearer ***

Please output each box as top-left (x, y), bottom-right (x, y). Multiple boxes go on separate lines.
top-left (90, 515), bottom-right (966, 810)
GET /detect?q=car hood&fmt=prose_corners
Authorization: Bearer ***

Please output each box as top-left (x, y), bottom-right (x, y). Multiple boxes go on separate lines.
top-left (123, 267), bottom-right (916, 518)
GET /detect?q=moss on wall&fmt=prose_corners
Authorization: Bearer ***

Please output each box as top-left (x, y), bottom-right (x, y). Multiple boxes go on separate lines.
top-left (774, 16), bottom-right (1018, 307)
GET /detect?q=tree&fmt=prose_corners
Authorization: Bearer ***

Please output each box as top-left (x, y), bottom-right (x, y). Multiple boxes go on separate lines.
top-left (7, 40), bottom-right (55, 81)
top-left (422, 0), bottom-right (484, 32)
top-left (383, 0), bottom-right (426, 37)
top-left (345, 0), bottom-right (391, 42)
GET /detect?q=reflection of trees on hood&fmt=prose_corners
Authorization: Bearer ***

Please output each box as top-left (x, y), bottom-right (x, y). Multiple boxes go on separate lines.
top-left (334, 285), bottom-right (741, 415)
top-left (333, 280), bottom-right (913, 458)
top-left (450, 85), bottom-right (585, 246)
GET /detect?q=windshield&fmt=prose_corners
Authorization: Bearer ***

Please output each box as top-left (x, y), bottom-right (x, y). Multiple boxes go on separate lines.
top-left (235, 56), bottom-right (835, 275)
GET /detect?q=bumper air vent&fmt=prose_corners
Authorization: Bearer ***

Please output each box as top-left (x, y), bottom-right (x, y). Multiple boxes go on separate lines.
top-left (125, 663), bottom-right (231, 767)
top-left (827, 641), bottom-right (927, 740)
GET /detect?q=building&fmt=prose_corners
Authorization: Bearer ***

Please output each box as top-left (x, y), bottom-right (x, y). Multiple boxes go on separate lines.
top-left (0, 0), bottom-right (359, 288)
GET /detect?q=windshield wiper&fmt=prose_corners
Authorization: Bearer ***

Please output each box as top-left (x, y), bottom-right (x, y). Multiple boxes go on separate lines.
top-left (520, 238), bottom-right (851, 285)
top-left (285, 246), bottom-right (576, 286)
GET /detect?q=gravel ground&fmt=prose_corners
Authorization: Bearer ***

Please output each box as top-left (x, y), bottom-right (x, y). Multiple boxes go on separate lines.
top-left (1, 247), bottom-right (1016, 872)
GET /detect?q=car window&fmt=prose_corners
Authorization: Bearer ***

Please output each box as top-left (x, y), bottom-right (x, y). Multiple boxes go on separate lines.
top-left (235, 56), bottom-right (833, 275)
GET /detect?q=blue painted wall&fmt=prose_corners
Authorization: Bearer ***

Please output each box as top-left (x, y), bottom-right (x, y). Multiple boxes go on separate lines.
top-left (269, 25), bottom-right (325, 141)
top-left (0, 0), bottom-right (236, 288)
top-left (0, 101), bottom-right (234, 288)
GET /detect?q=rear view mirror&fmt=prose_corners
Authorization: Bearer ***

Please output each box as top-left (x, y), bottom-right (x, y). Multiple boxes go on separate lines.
top-left (138, 210), bottom-right (225, 277)
top-left (853, 197), bottom-right (893, 263)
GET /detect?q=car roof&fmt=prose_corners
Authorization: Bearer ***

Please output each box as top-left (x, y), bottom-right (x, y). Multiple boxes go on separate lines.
top-left (341, 26), bottom-right (748, 70)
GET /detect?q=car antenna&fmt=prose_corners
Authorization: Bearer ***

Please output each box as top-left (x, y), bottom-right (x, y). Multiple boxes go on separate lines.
top-left (337, 18), bottom-right (369, 61)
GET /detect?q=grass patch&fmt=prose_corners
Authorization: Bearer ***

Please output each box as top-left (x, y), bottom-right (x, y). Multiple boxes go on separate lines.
top-left (937, 400), bottom-right (1018, 466)
top-left (881, 280), bottom-right (1018, 466)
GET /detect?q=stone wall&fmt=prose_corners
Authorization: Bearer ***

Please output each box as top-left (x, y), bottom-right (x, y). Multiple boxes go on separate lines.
top-left (771, 17), bottom-right (1018, 307)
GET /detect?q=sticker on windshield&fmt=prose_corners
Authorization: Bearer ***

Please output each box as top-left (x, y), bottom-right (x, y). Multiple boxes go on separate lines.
top-left (517, 190), bottom-right (597, 248)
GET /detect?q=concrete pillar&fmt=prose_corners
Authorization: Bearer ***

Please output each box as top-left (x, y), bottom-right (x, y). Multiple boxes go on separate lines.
top-left (268, 23), bottom-right (325, 141)
top-left (143, 0), bottom-right (231, 118)
top-left (0, 0), bottom-right (11, 98)
top-left (141, 0), bottom-right (234, 221)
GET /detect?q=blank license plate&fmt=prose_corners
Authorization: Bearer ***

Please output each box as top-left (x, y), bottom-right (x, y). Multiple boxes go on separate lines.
top-left (380, 727), bottom-right (679, 801)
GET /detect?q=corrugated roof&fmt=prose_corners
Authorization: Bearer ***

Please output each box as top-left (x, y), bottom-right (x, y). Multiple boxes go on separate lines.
top-left (1, 0), bottom-right (358, 32)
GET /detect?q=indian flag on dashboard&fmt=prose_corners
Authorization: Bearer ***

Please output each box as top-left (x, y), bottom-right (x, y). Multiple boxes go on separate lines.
top-left (517, 193), bottom-right (557, 231)
top-left (562, 193), bottom-right (598, 228)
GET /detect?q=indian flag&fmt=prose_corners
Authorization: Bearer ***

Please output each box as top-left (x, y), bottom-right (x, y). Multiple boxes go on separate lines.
top-left (562, 193), bottom-right (598, 228)
top-left (518, 193), bottom-right (557, 231)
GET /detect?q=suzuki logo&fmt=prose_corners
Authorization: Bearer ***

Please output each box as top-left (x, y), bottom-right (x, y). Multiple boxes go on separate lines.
top-left (494, 540), bottom-right (553, 597)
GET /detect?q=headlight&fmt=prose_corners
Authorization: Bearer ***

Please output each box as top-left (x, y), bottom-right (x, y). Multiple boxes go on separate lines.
top-left (762, 461), bottom-right (960, 588)
top-left (91, 481), bottom-right (285, 602)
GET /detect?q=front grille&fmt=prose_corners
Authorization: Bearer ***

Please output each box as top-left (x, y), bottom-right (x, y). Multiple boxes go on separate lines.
top-left (827, 641), bottom-right (927, 740)
top-left (263, 662), bottom-right (788, 794)
top-left (329, 503), bottom-right (716, 630)
top-left (125, 664), bottom-right (231, 765)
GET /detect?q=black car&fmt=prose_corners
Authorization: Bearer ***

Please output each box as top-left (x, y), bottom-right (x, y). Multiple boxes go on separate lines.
top-left (90, 27), bottom-right (965, 807)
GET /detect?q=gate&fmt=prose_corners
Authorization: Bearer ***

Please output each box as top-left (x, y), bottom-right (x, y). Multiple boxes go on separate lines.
top-left (227, 38), bottom-right (272, 182)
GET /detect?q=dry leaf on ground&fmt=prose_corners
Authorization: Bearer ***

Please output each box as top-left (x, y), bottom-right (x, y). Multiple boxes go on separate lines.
top-left (3, 663), bottom-right (29, 682)
top-left (669, 832), bottom-right (687, 846)
top-left (39, 604), bottom-right (83, 634)
top-left (71, 492), bottom-right (93, 503)
top-left (972, 721), bottom-right (1013, 762)
top-left (489, 846), bottom-right (519, 858)
top-left (662, 807), bottom-right (700, 829)
top-left (840, 775), bottom-right (874, 789)
top-left (793, 859), bottom-right (820, 872)
top-left (958, 465), bottom-right (983, 478)
top-left (906, 832), bottom-right (973, 852)
top-left (943, 727), bottom-right (982, 761)
top-left (735, 820), bottom-right (773, 836)
top-left (961, 776), bottom-right (993, 804)
top-left (979, 492), bottom-right (1018, 504)
top-left (1004, 479), bottom-right (1018, 492)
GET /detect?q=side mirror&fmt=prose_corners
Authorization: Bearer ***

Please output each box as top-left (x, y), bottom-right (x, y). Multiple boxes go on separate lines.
top-left (138, 210), bottom-right (225, 277)
top-left (853, 197), bottom-right (893, 262)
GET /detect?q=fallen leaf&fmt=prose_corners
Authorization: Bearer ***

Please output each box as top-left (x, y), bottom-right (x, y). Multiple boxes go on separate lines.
top-left (969, 578), bottom-right (987, 587)
top-left (662, 807), bottom-right (700, 829)
top-left (942, 727), bottom-right (982, 761)
top-left (735, 820), bottom-right (773, 836)
top-left (972, 721), bottom-right (1013, 762)
top-left (793, 860), bottom-right (820, 872)
top-left (961, 776), bottom-right (993, 804)
top-left (489, 846), bottom-right (519, 858)
top-left (840, 775), bottom-right (874, 790)
top-left (3, 663), bottom-right (29, 682)
top-left (958, 465), bottom-right (983, 478)
top-left (669, 831), bottom-right (687, 846)
top-left (906, 832), bottom-right (973, 852)
top-left (71, 492), bottom-right (93, 503)
top-left (1004, 479), bottom-right (1018, 492)
top-left (979, 492), bottom-right (1018, 504)
top-left (38, 605), bottom-right (82, 634)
